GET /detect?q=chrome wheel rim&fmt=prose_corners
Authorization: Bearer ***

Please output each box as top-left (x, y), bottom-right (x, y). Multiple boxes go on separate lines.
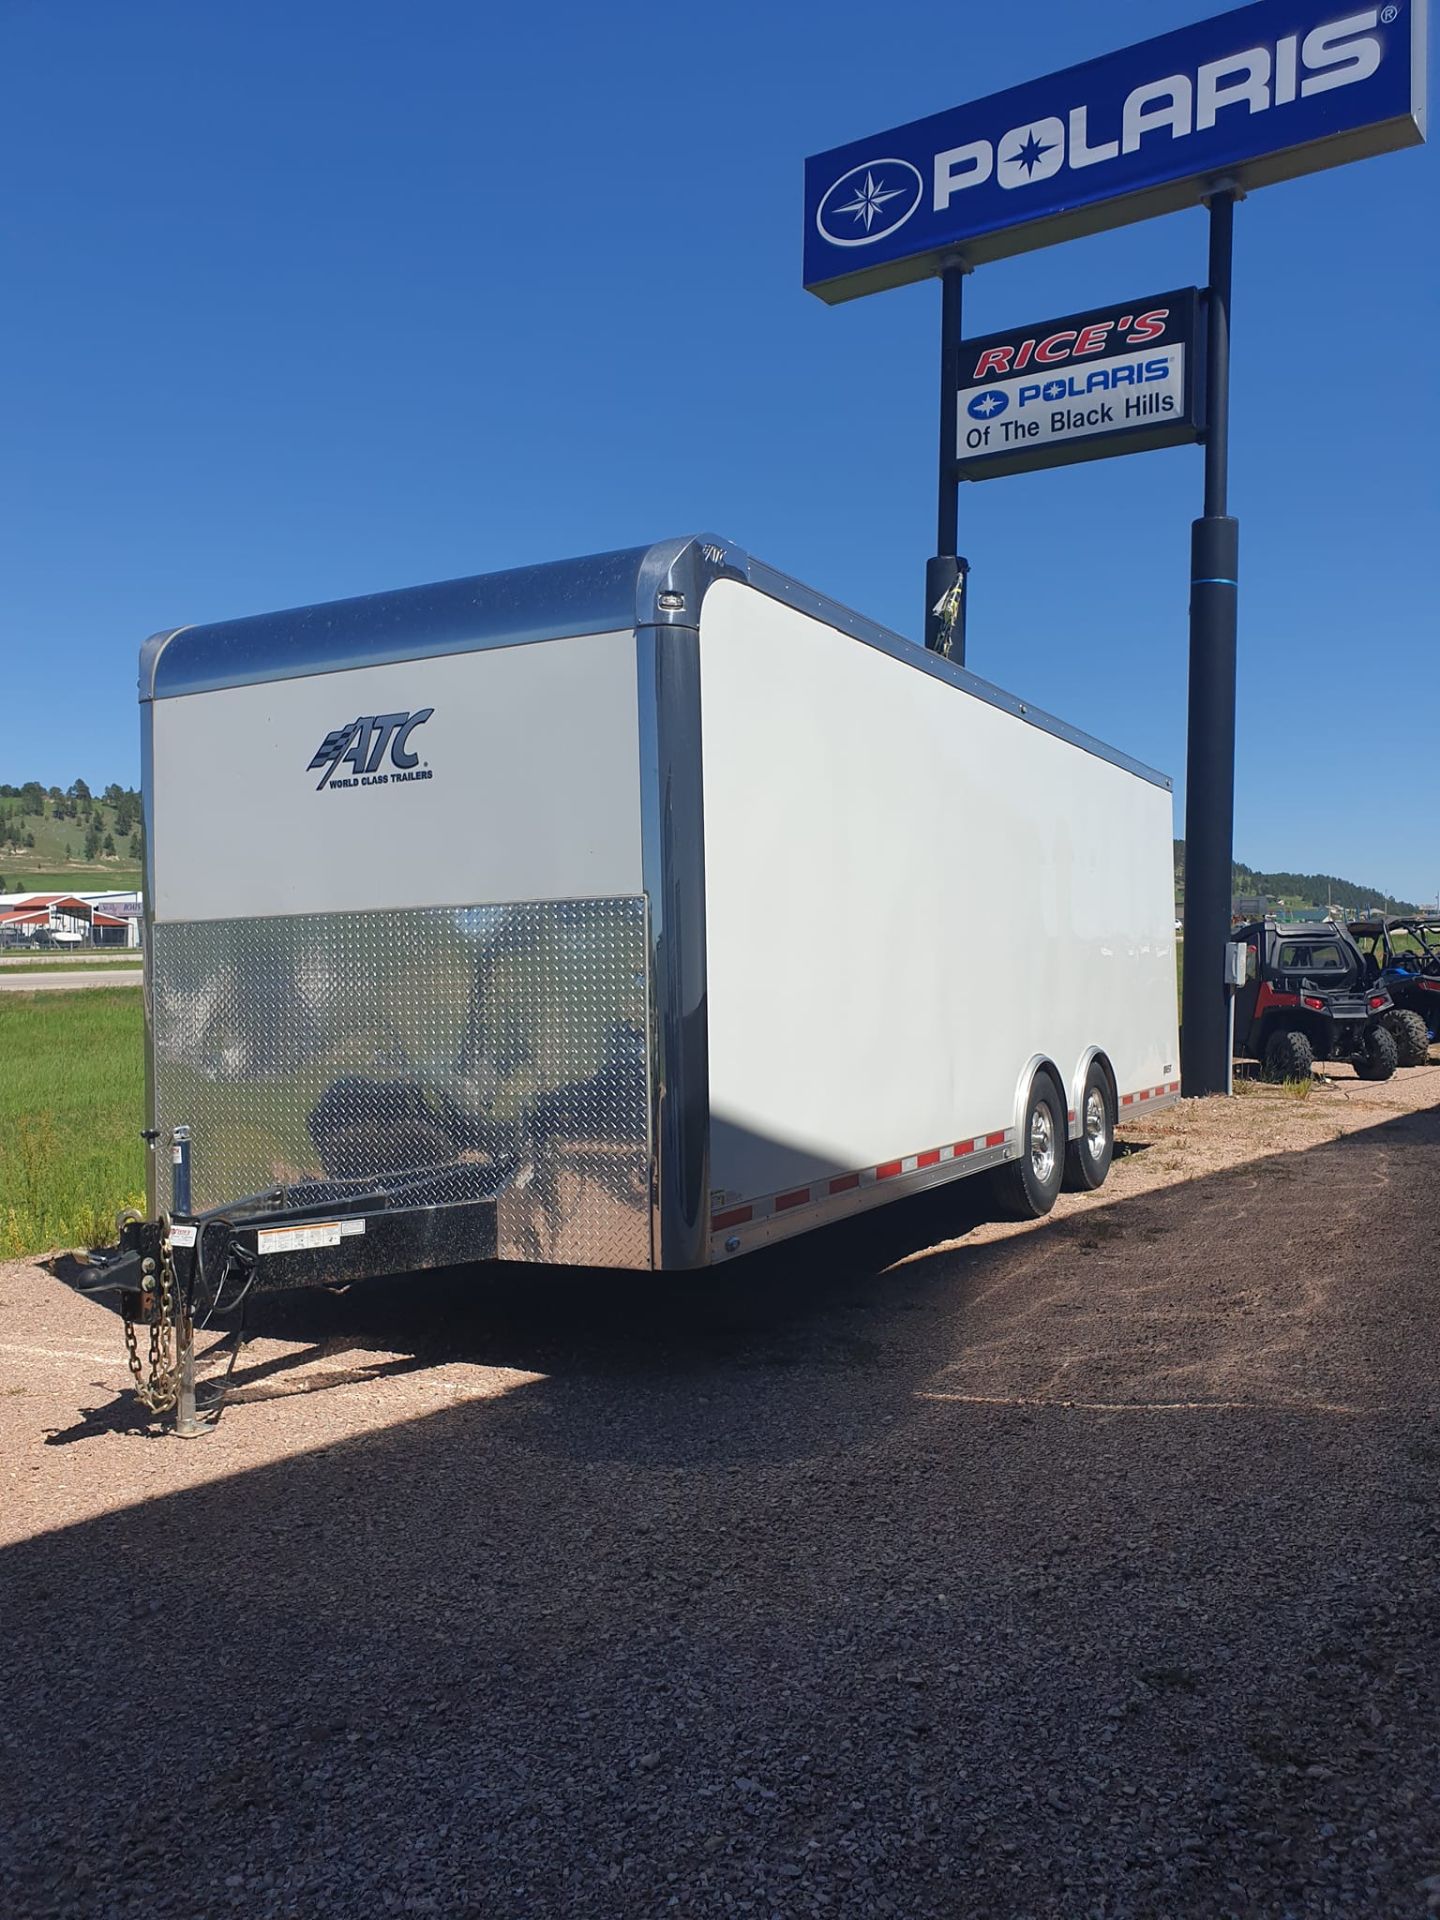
top-left (1085, 1087), bottom-right (1108, 1163)
top-left (1029, 1102), bottom-right (1056, 1185)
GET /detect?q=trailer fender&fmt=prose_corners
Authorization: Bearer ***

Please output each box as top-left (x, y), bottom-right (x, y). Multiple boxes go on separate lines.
top-left (1010, 1055), bottom-right (1066, 1155)
top-left (1069, 1049), bottom-right (1118, 1143)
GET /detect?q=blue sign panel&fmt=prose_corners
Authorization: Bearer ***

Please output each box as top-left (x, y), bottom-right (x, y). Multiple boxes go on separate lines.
top-left (804, 0), bottom-right (1427, 302)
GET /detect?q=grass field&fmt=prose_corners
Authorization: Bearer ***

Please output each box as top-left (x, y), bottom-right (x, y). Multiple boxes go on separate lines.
top-left (0, 989), bottom-right (145, 1257)
top-left (0, 869), bottom-right (141, 894)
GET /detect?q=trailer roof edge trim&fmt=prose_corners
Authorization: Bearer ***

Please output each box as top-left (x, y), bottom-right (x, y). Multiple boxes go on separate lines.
top-left (139, 535), bottom-right (1169, 790)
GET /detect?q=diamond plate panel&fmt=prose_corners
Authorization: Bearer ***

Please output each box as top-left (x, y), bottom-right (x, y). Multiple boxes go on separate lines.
top-left (150, 898), bottom-right (653, 1269)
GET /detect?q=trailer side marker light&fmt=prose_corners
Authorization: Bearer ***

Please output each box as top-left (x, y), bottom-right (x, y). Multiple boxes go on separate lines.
top-left (985, 1131), bottom-right (1007, 1148)
top-left (712, 1205), bottom-right (753, 1231)
top-left (828, 1172), bottom-right (861, 1194)
top-left (776, 1187), bottom-right (811, 1212)
top-left (876, 1160), bottom-right (903, 1181)
top-left (915, 1148), bottom-right (941, 1170)
top-left (952, 1139), bottom-right (975, 1156)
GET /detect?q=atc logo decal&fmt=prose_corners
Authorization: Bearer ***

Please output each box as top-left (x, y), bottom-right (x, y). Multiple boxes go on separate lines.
top-left (815, 159), bottom-right (924, 247)
top-left (308, 709), bottom-right (434, 791)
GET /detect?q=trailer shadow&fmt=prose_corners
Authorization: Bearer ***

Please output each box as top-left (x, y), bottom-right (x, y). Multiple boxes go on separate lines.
top-left (43, 1166), bottom-right (1013, 1446)
top-left (39, 1092), bottom-right (1433, 1469)
top-left (6, 1100), bottom-right (1439, 1919)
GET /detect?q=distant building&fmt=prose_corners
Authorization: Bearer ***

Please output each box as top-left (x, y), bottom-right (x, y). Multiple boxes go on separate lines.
top-left (0, 892), bottom-right (140, 947)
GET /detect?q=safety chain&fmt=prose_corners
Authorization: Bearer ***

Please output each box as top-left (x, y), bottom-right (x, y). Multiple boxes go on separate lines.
top-left (121, 1214), bottom-right (184, 1414)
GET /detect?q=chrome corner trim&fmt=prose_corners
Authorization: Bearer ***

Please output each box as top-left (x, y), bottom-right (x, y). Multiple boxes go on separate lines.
top-left (634, 535), bottom-right (749, 629)
top-left (743, 559), bottom-right (1172, 792)
top-left (138, 626), bottom-right (191, 704)
top-left (637, 623), bottom-right (710, 1270)
top-left (140, 699), bottom-right (158, 1214)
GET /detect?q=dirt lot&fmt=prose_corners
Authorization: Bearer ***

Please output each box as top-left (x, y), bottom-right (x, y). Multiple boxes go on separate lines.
top-left (2, 1064), bottom-right (1438, 1919)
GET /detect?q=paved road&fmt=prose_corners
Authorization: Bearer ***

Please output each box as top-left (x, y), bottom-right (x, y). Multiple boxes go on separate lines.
top-left (0, 967), bottom-right (141, 991)
top-left (2, 1077), bottom-right (1437, 1919)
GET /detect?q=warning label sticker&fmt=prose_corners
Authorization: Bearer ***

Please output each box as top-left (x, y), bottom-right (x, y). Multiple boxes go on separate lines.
top-left (257, 1219), bottom-right (367, 1256)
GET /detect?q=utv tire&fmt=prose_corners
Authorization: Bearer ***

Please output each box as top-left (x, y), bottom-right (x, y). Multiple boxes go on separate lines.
top-left (1382, 1008), bottom-right (1430, 1068)
top-left (994, 1073), bottom-right (1067, 1220)
top-left (1064, 1063), bottom-right (1115, 1192)
top-left (1263, 1028), bottom-right (1314, 1083)
top-left (1353, 1023), bottom-right (1399, 1082)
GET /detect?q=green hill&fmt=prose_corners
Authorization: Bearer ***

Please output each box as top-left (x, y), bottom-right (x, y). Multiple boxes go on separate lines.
top-left (1173, 841), bottom-right (1420, 917)
top-left (0, 782), bottom-right (142, 894)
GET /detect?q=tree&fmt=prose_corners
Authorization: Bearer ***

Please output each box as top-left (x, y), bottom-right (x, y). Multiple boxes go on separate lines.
top-left (68, 779), bottom-right (91, 802)
top-left (84, 826), bottom-right (101, 862)
top-left (102, 833), bottom-right (116, 856)
top-left (64, 842), bottom-right (72, 859)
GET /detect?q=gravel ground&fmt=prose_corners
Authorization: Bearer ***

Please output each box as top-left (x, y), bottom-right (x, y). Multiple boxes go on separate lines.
top-left (2, 1063), bottom-right (1438, 1919)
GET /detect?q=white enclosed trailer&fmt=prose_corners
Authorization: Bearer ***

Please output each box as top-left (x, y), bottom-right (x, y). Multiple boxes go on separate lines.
top-left (134, 536), bottom-right (1178, 1293)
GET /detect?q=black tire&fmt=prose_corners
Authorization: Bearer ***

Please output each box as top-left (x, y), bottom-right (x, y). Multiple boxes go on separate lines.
top-left (1353, 1022), bottom-right (1398, 1082)
top-left (1064, 1063), bottom-right (1115, 1193)
top-left (1382, 1008), bottom-right (1430, 1068)
top-left (1263, 1027), bottom-right (1314, 1083)
top-left (994, 1073), bottom-right (1067, 1220)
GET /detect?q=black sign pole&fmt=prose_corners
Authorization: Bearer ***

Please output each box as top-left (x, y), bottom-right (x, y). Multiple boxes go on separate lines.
top-left (1181, 185), bottom-right (1240, 1097)
top-left (925, 257), bottom-right (970, 660)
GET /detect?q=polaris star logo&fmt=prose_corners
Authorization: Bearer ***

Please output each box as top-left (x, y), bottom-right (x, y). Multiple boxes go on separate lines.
top-left (307, 709), bottom-right (434, 791)
top-left (815, 158), bottom-right (924, 247)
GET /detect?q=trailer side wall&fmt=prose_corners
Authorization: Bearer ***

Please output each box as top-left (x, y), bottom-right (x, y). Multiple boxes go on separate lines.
top-left (698, 580), bottom-right (1178, 1251)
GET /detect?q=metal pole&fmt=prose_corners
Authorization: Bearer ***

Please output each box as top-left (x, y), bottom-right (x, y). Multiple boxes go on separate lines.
top-left (1181, 187), bottom-right (1240, 1097)
top-left (925, 259), bottom-right (970, 660)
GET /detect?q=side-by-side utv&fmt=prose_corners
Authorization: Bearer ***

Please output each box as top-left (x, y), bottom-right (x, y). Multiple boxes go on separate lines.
top-left (1349, 916), bottom-right (1440, 1059)
top-left (1231, 917), bottom-right (1397, 1082)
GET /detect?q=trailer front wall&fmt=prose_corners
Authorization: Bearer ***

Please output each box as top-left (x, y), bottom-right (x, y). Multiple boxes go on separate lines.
top-left (146, 630), bottom-right (655, 1267)
top-left (698, 581), bottom-right (1177, 1243)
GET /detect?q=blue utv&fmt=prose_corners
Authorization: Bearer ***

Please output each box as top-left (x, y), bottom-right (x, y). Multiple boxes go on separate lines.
top-left (1349, 916), bottom-right (1440, 1060)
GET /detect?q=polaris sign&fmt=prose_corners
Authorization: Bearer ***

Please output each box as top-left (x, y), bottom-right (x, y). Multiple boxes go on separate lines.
top-left (956, 289), bottom-right (1203, 479)
top-left (803, 0), bottom-right (1427, 301)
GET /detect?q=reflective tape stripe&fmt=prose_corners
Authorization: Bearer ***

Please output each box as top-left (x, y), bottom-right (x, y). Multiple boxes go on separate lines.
top-left (711, 1126), bottom-right (1013, 1233)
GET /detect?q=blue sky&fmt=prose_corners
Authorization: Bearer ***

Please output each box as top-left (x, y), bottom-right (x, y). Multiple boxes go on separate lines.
top-left (2, 0), bottom-right (1435, 899)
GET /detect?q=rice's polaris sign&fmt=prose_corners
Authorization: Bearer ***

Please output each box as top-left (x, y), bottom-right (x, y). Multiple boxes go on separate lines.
top-left (803, 0), bottom-right (1427, 301)
top-left (956, 289), bottom-right (1203, 480)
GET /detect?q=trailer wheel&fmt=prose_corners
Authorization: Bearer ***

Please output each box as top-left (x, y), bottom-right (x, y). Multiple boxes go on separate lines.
top-left (1353, 1022), bottom-right (1398, 1082)
top-left (1063, 1065), bottom-right (1114, 1193)
top-left (1381, 1008), bottom-right (1430, 1068)
top-left (1263, 1027), bottom-right (1313, 1083)
top-left (995, 1073), bottom-right (1066, 1220)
